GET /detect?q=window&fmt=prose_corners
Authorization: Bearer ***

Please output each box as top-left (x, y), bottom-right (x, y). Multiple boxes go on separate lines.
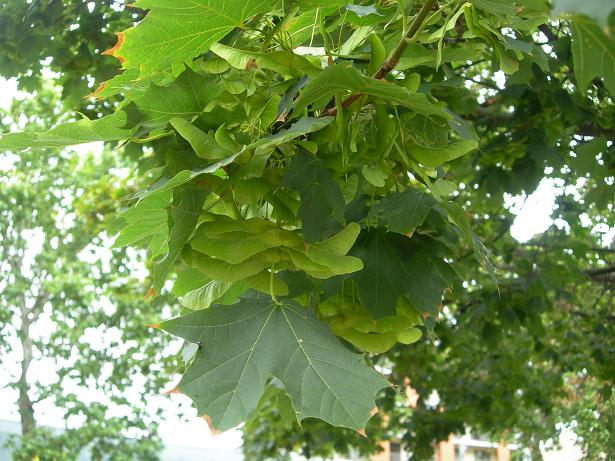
top-left (474, 449), bottom-right (493, 461)
top-left (390, 442), bottom-right (402, 461)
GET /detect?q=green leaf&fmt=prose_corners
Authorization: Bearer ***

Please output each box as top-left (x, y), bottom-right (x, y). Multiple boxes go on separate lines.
top-left (161, 292), bottom-right (388, 431)
top-left (283, 150), bottom-right (346, 243)
top-left (397, 43), bottom-right (487, 69)
top-left (192, 248), bottom-right (287, 283)
top-left (316, 223), bottom-right (362, 255)
top-left (361, 165), bottom-right (387, 187)
top-left (127, 69), bottom-right (222, 129)
top-left (410, 140), bottom-right (478, 168)
top-left (254, 117), bottom-right (334, 154)
top-left (471, 0), bottom-right (517, 16)
top-left (552, 0), bottom-right (615, 28)
top-left (181, 279), bottom-right (247, 310)
top-left (441, 201), bottom-right (497, 281)
top-left (152, 187), bottom-right (206, 293)
top-left (151, 117), bottom-right (333, 197)
top-left (294, 64), bottom-right (449, 117)
top-left (350, 230), bottom-right (451, 319)
top-left (113, 0), bottom-right (272, 78)
top-left (396, 326), bottom-right (422, 345)
top-left (191, 221), bottom-right (302, 264)
top-left (570, 17), bottom-right (615, 95)
top-left (170, 118), bottom-right (232, 160)
top-left (368, 188), bottom-right (437, 235)
top-left (113, 191), bottom-right (173, 248)
top-left (210, 43), bottom-right (320, 77)
top-left (173, 268), bottom-right (210, 296)
top-left (137, 149), bottom-right (245, 200)
top-left (0, 111), bottom-right (134, 150)
top-left (431, 179), bottom-right (457, 198)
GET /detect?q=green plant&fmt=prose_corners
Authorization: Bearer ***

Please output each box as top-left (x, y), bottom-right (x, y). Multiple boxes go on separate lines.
top-left (0, 0), bottom-right (613, 441)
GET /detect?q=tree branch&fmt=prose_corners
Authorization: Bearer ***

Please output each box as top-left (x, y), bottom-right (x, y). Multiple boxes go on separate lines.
top-left (586, 265), bottom-right (615, 282)
top-left (322, 0), bottom-right (438, 117)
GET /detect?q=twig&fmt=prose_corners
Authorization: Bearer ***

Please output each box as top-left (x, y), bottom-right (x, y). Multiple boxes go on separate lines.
top-left (321, 0), bottom-right (438, 116)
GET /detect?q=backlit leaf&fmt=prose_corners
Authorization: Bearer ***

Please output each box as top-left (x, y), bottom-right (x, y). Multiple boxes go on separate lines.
top-left (570, 17), bottom-right (615, 95)
top-left (294, 64), bottom-right (449, 117)
top-left (112, 0), bottom-right (272, 78)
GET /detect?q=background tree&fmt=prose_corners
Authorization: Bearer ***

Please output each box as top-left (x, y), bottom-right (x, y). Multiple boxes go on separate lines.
top-left (0, 0), bottom-right (143, 114)
top-left (0, 84), bottom-right (177, 460)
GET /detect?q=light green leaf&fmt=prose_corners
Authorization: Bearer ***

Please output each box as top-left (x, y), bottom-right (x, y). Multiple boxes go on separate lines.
top-left (410, 140), bottom-right (478, 168)
top-left (113, 191), bottom-right (173, 248)
top-left (362, 165), bottom-right (387, 187)
top-left (210, 43), bottom-right (320, 76)
top-left (161, 292), bottom-right (388, 430)
top-left (152, 188), bottom-right (207, 293)
top-left (113, 0), bottom-right (272, 78)
top-left (244, 271), bottom-right (289, 297)
top-left (0, 111), bottom-right (134, 150)
top-left (396, 327), bottom-right (422, 345)
top-left (182, 279), bottom-right (246, 310)
top-left (552, 0), bottom-right (615, 28)
top-left (316, 223), bottom-right (362, 255)
top-left (397, 43), bottom-right (486, 69)
top-left (171, 118), bottom-right (232, 160)
top-left (471, 0), bottom-right (517, 16)
top-left (173, 268), bottom-right (210, 296)
top-left (432, 179), bottom-right (457, 198)
top-left (441, 201), bottom-right (497, 281)
top-left (254, 117), bottom-right (334, 153)
top-left (301, 245), bottom-right (364, 276)
top-left (137, 149), bottom-right (245, 200)
top-left (294, 64), bottom-right (449, 117)
top-left (192, 248), bottom-right (287, 283)
top-left (191, 226), bottom-right (301, 264)
top-left (570, 17), bottom-right (615, 95)
top-left (127, 69), bottom-right (222, 128)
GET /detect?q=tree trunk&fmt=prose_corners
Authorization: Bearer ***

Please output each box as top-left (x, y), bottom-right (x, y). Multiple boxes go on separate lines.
top-left (18, 300), bottom-right (36, 435)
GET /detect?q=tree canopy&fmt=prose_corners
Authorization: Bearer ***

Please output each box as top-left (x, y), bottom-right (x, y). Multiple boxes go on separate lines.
top-left (0, 0), bottom-right (613, 459)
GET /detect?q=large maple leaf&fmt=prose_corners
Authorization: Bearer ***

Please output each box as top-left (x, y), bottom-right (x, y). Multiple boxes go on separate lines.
top-left (161, 292), bottom-right (388, 431)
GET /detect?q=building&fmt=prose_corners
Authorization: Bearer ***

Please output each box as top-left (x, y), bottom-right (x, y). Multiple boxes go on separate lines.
top-left (0, 419), bottom-right (242, 461)
top-left (367, 433), bottom-right (515, 461)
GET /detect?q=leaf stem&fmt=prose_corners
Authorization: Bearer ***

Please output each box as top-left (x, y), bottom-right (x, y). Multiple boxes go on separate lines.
top-left (262, 4), bottom-right (300, 51)
top-left (270, 262), bottom-right (278, 303)
top-left (322, 0), bottom-right (438, 116)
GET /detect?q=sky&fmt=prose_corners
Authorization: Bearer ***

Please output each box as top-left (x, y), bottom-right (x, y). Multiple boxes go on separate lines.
top-left (0, 74), bottom-right (598, 456)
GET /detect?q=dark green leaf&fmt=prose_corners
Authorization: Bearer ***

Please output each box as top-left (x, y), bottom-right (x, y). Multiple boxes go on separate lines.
top-left (283, 150), bottom-right (346, 243)
top-left (161, 292), bottom-right (388, 430)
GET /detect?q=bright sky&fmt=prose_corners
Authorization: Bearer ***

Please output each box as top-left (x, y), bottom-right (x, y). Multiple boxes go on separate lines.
top-left (0, 74), bottom-right (596, 456)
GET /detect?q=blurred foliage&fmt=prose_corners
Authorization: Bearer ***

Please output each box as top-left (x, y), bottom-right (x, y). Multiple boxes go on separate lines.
top-left (0, 84), bottom-right (178, 460)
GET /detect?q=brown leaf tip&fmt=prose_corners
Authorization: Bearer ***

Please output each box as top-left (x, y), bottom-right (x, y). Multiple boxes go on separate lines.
top-left (87, 81), bottom-right (106, 100)
top-left (163, 385), bottom-right (181, 395)
top-left (201, 415), bottom-right (222, 435)
top-left (102, 32), bottom-right (126, 64)
top-left (356, 428), bottom-right (367, 437)
top-left (145, 323), bottom-right (161, 329)
top-left (145, 287), bottom-right (156, 300)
